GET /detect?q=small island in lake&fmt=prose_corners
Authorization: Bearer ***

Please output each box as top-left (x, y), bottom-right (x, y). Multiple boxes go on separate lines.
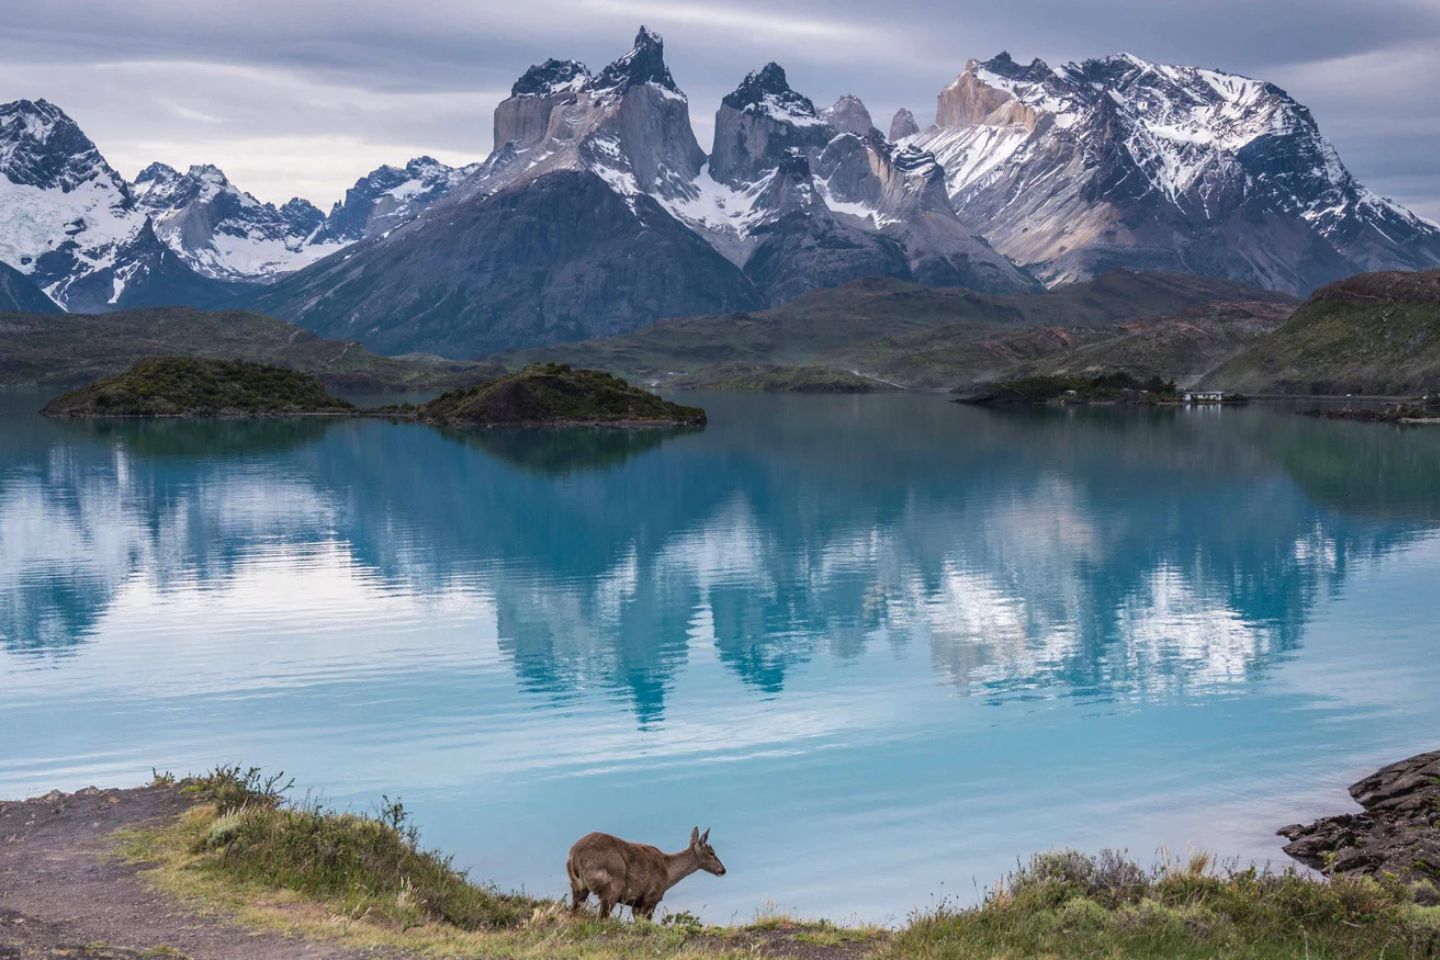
top-left (955, 372), bottom-right (1185, 406)
top-left (417, 363), bottom-right (707, 428)
top-left (1300, 402), bottom-right (1440, 425)
top-left (40, 356), bottom-right (355, 418)
top-left (40, 358), bottom-right (708, 429)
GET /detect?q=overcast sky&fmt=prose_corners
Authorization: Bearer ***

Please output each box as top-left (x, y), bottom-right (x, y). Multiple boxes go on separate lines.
top-left (4, 0), bottom-right (1438, 219)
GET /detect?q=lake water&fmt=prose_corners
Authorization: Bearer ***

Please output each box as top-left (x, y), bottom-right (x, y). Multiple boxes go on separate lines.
top-left (2, 391), bottom-right (1438, 924)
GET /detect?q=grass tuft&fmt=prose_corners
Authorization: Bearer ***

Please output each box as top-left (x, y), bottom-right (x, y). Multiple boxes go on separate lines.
top-left (888, 849), bottom-right (1440, 960)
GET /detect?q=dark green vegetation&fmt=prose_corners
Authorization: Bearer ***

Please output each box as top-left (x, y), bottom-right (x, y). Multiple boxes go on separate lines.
top-left (894, 849), bottom-right (1440, 960)
top-left (420, 364), bottom-right (707, 427)
top-left (1207, 269), bottom-right (1440, 396)
top-left (119, 765), bottom-right (1440, 960)
top-left (503, 271), bottom-right (1294, 391)
top-left (957, 372), bottom-right (1181, 405)
top-left (1301, 404), bottom-right (1440, 424)
top-left (0, 306), bottom-right (499, 390)
top-left (665, 363), bottom-right (896, 393)
top-left (41, 357), bottom-right (355, 418)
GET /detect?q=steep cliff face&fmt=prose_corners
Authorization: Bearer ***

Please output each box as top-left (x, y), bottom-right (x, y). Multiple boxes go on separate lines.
top-left (465, 27), bottom-right (705, 203)
top-left (708, 63), bottom-right (834, 186)
top-left (889, 108), bottom-right (920, 141)
top-left (666, 63), bottom-right (1038, 297)
top-left (820, 95), bottom-right (878, 137)
top-left (907, 52), bottom-right (1440, 293)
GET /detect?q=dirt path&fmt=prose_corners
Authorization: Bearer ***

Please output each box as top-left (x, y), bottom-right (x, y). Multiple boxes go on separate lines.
top-left (0, 785), bottom-right (383, 960)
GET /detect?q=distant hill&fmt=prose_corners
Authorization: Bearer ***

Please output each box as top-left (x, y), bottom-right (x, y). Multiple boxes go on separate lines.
top-left (1205, 269), bottom-right (1440, 396)
top-left (502, 269), bottom-right (1294, 389)
top-left (0, 306), bottom-right (500, 391)
top-left (41, 357), bottom-right (354, 418)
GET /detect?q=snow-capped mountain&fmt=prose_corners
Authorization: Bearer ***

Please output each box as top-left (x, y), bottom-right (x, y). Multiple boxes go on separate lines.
top-left (250, 30), bottom-right (1039, 357)
top-left (0, 96), bottom-right (481, 307)
top-left (0, 99), bottom-right (240, 311)
top-left (670, 61), bottom-right (1038, 295)
top-left (248, 28), bottom-right (763, 358)
top-left (132, 162), bottom-right (340, 282)
top-left (905, 53), bottom-right (1440, 293)
top-left (313, 156), bottom-right (478, 244)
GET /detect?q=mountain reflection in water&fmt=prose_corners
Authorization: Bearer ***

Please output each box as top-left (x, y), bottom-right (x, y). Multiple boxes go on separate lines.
top-left (3, 392), bottom-right (1438, 922)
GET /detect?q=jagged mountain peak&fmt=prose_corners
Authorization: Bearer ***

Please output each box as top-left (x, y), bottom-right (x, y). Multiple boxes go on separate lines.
top-left (912, 49), bottom-right (1440, 293)
top-left (889, 108), bottom-right (919, 141)
top-left (512, 58), bottom-right (591, 97)
top-left (723, 62), bottom-right (819, 121)
top-left (820, 95), bottom-right (875, 137)
top-left (593, 25), bottom-right (679, 94)
top-left (134, 161), bottom-right (179, 185)
top-left (0, 97), bottom-right (121, 193)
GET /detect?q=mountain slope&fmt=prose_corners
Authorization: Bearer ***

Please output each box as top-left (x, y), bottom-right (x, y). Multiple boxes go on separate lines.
top-left (0, 260), bottom-right (61, 314)
top-left (1205, 268), bottom-right (1440, 395)
top-left (248, 170), bottom-right (761, 357)
top-left (250, 29), bottom-right (768, 357)
top-left (906, 53), bottom-right (1440, 294)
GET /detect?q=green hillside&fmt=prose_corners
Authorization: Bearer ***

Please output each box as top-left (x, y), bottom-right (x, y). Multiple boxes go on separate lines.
top-left (1206, 269), bottom-right (1440, 396)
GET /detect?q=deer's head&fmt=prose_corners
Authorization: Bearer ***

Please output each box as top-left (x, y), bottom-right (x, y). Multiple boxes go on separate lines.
top-left (690, 827), bottom-right (726, 876)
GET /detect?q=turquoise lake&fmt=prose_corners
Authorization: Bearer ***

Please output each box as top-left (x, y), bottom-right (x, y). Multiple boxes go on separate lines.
top-left (2, 391), bottom-right (1438, 923)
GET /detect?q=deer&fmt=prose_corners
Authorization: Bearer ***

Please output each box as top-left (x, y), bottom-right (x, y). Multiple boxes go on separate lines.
top-left (566, 826), bottom-right (726, 920)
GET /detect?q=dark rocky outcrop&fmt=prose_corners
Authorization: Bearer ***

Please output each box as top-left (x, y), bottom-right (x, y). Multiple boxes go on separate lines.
top-left (1279, 750), bottom-right (1440, 898)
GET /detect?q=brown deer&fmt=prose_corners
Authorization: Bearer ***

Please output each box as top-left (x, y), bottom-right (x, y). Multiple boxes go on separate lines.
top-left (566, 826), bottom-right (726, 920)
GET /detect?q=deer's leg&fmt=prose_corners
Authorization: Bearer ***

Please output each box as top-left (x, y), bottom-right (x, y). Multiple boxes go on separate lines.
top-left (569, 883), bottom-right (589, 915)
top-left (598, 895), bottom-right (616, 920)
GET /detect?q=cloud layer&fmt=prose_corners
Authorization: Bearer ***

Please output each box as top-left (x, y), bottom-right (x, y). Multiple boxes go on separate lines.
top-left (3, 0), bottom-right (1437, 218)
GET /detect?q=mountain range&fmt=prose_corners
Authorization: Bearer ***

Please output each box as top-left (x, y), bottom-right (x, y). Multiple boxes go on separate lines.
top-left (2, 28), bottom-right (1438, 359)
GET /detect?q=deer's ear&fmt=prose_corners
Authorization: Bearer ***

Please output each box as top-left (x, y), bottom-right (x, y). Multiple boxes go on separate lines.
top-left (690, 826), bottom-right (700, 845)
top-left (701, 828), bottom-right (710, 844)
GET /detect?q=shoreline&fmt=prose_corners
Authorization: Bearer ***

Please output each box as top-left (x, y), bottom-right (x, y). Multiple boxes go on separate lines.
top-left (3, 753), bottom-right (1438, 959)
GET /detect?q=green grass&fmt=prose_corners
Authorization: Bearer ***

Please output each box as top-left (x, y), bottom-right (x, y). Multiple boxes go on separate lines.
top-left (888, 849), bottom-right (1440, 959)
top-left (41, 357), bottom-right (358, 417)
top-left (119, 767), bottom-right (1440, 960)
top-left (1206, 271), bottom-right (1440, 396)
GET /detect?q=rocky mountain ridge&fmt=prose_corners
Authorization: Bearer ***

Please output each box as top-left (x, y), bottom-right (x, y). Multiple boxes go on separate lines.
top-left (904, 52), bottom-right (1440, 294)
top-left (2, 31), bottom-right (1437, 344)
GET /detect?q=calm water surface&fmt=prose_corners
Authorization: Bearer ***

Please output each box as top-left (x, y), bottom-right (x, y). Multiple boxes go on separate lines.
top-left (2, 391), bottom-right (1438, 922)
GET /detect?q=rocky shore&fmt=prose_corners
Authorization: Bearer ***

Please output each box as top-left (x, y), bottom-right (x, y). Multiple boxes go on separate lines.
top-left (1279, 750), bottom-right (1440, 900)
